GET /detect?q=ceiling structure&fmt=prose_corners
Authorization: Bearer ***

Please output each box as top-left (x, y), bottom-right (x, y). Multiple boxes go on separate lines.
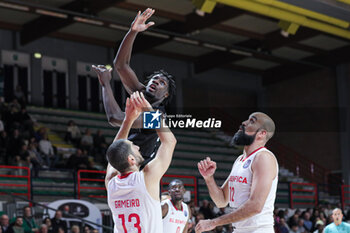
top-left (0, 0), bottom-right (349, 85)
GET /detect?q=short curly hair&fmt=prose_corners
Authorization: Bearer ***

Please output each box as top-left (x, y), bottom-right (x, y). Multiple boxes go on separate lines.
top-left (145, 70), bottom-right (176, 106)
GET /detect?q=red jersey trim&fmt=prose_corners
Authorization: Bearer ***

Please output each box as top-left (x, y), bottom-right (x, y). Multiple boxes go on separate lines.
top-left (170, 200), bottom-right (183, 211)
top-left (242, 147), bottom-right (266, 162)
top-left (118, 172), bottom-right (133, 179)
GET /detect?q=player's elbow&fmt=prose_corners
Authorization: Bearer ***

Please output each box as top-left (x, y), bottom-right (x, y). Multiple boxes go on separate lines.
top-left (254, 205), bottom-right (263, 214)
top-left (114, 58), bottom-right (129, 71)
top-left (216, 202), bottom-right (228, 209)
top-left (171, 136), bottom-right (177, 145)
top-left (250, 201), bottom-right (264, 214)
top-left (168, 136), bottom-right (177, 147)
top-left (215, 197), bottom-right (229, 208)
top-left (108, 117), bottom-right (122, 127)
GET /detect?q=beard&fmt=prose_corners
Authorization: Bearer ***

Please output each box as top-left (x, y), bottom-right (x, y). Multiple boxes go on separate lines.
top-left (133, 153), bottom-right (144, 167)
top-left (171, 193), bottom-right (183, 202)
top-left (231, 126), bottom-right (259, 146)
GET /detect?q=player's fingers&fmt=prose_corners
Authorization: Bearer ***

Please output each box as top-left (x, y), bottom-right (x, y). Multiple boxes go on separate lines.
top-left (146, 22), bottom-right (155, 28)
top-left (91, 65), bottom-right (98, 71)
top-left (140, 91), bottom-right (145, 100)
top-left (206, 157), bottom-right (213, 164)
top-left (203, 159), bottom-right (209, 169)
top-left (199, 161), bottom-right (204, 170)
top-left (150, 9), bottom-right (155, 17)
top-left (130, 93), bottom-right (136, 103)
top-left (195, 223), bottom-right (201, 232)
top-left (135, 91), bottom-right (141, 99)
top-left (200, 160), bottom-right (207, 170)
top-left (133, 92), bottom-right (138, 102)
top-left (134, 97), bottom-right (142, 109)
top-left (141, 8), bottom-right (150, 17)
top-left (126, 97), bottom-right (130, 107)
top-left (91, 65), bottom-right (98, 72)
top-left (140, 92), bottom-right (148, 106)
top-left (134, 91), bottom-right (142, 106)
top-left (145, 8), bottom-right (154, 18)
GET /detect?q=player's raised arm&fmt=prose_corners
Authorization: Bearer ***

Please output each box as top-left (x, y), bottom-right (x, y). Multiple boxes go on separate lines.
top-left (198, 157), bottom-right (229, 208)
top-left (113, 8), bottom-right (155, 94)
top-left (104, 95), bottom-right (142, 187)
top-left (131, 92), bottom-right (176, 199)
top-left (92, 65), bottom-right (143, 128)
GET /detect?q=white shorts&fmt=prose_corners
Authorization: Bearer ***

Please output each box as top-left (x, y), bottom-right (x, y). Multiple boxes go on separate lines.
top-left (233, 226), bottom-right (274, 233)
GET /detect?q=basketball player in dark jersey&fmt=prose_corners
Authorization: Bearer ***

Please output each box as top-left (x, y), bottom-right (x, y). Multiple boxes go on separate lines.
top-left (92, 8), bottom-right (176, 166)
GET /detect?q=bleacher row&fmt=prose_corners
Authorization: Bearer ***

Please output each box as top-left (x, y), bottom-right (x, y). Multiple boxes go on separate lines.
top-left (27, 106), bottom-right (238, 177)
top-left (0, 106), bottom-right (305, 206)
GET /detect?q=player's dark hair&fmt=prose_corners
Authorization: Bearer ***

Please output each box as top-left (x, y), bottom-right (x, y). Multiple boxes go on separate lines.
top-left (106, 139), bottom-right (132, 173)
top-left (145, 70), bottom-right (176, 106)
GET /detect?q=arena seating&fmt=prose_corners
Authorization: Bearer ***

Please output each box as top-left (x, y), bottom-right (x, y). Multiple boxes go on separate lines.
top-left (27, 106), bottom-right (239, 177)
top-left (0, 106), bottom-right (314, 206)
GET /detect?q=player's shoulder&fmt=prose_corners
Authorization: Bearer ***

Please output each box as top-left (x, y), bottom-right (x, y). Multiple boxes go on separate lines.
top-left (235, 155), bottom-right (244, 162)
top-left (252, 149), bottom-right (278, 172)
top-left (182, 201), bottom-right (189, 208)
top-left (161, 200), bottom-right (170, 209)
top-left (343, 221), bottom-right (350, 227)
top-left (107, 174), bottom-right (118, 188)
top-left (255, 149), bottom-right (276, 161)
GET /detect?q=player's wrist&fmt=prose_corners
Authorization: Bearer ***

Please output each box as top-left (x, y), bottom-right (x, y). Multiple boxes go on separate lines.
top-left (124, 116), bottom-right (137, 124)
top-left (129, 28), bottom-right (140, 34)
top-left (203, 175), bottom-right (214, 181)
top-left (210, 219), bottom-right (218, 228)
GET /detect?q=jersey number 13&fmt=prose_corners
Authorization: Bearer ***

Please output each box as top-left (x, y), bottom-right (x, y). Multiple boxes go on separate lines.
top-left (118, 213), bottom-right (141, 233)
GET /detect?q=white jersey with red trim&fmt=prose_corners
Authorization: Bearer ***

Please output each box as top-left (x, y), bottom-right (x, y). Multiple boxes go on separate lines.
top-left (162, 199), bottom-right (189, 233)
top-left (228, 147), bottom-right (278, 232)
top-left (107, 171), bottom-right (163, 233)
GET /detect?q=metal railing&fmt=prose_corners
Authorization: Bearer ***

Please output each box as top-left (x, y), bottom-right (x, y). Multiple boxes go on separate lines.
top-left (341, 185), bottom-right (350, 209)
top-left (289, 182), bottom-right (318, 209)
top-left (77, 170), bottom-right (106, 200)
top-left (1, 166), bottom-right (348, 209)
top-left (0, 165), bottom-right (31, 205)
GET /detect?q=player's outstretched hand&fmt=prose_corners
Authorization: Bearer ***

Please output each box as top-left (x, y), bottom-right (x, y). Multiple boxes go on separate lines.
top-left (125, 97), bottom-right (140, 122)
top-left (92, 65), bottom-right (112, 86)
top-left (131, 8), bottom-right (155, 32)
top-left (130, 91), bottom-right (153, 112)
top-left (198, 157), bottom-right (217, 179)
top-left (195, 219), bottom-right (215, 233)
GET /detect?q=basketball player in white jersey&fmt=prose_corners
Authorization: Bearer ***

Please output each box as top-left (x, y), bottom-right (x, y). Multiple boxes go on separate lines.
top-left (195, 112), bottom-right (278, 233)
top-left (105, 91), bottom-right (177, 233)
top-left (162, 179), bottom-right (190, 233)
